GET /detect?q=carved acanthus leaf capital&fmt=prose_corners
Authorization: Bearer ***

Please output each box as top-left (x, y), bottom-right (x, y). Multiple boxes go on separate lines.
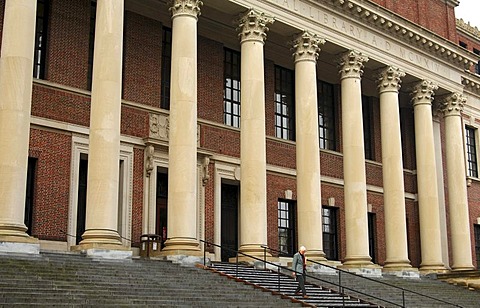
top-left (338, 50), bottom-right (369, 79)
top-left (410, 80), bottom-right (438, 107)
top-left (441, 92), bottom-right (466, 117)
top-left (291, 31), bottom-right (325, 63)
top-left (377, 66), bottom-right (405, 93)
top-left (237, 9), bottom-right (274, 44)
top-left (169, 0), bottom-right (203, 19)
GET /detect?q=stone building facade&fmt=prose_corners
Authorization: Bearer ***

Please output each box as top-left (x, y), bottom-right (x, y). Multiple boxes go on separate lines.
top-left (0, 0), bottom-right (479, 274)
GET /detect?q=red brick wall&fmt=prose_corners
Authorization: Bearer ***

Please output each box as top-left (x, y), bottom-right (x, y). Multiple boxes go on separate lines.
top-left (29, 129), bottom-right (72, 241)
top-left (47, 0), bottom-right (91, 89)
top-left (468, 182), bottom-right (480, 268)
top-left (131, 148), bottom-right (144, 247)
top-left (123, 11), bottom-right (162, 106)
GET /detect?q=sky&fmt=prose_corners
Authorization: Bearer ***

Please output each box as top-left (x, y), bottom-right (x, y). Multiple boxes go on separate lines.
top-left (455, 0), bottom-right (480, 29)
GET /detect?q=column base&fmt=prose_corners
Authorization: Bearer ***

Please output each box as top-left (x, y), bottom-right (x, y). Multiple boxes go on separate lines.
top-left (419, 263), bottom-right (448, 275)
top-left (306, 260), bottom-right (338, 275)
top-left (78, 229), bottom-right (123, 246)
top-left (339, 259), bottom-right (382, 278)
top-left (383, 266), bottom-right (420, 279)
top-left (451, 265), bottom-right (475, 271)
top-left (305, 250), bottom-right (327, 262)
top-left (71, 242), bottom-right (132, 260)
top-left (0, 234), bottom-right (40, 254)
top-left (160, 237), bottom-right (201, 256)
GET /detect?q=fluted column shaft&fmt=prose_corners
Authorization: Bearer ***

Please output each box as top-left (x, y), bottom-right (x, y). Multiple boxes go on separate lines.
top-left (293, 32), bottom-right (326, 260)
top-left (162, 0), bottom-right (202, 254)
top-left (338, 50), bottom-right (372, 266)
top-left (442, 93), bottom-right (474, 271)
top-left (80, 0), bottom-right (124, 247)
top-left (0, 0), bottom-right (38, 242)
top-left (377, 67), bottom-right (411, 270)
top-left (411, 80), bottom-right (446, 272)
top-left (237, 9), bottom-right (273, 257)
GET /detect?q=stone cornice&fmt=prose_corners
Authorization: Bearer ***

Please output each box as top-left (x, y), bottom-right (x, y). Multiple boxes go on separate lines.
top-left (462, 75), bottom-right (480, 95)
top-left (377, 66), bottom-right (405, 94)
top-left (291, 31), bottom-right (325, 63)
top-left (237, 9), bottom-right (275, 44)
top-left (456, 18), bottom-right (480, 40)
top-left (331, 0), bottom-right (476, 70)
top-left (338, 50), bottom-right (368, 79)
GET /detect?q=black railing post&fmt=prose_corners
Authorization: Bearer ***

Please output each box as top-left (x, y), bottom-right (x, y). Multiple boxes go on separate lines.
top-left (236, 252), bottom-right (239, 277)
top-left (264, 246), bottom-right (266, 270)
top-left (402, 290), bottom-right (405, 308)
top-left (278, 266), bottom-right (281, 292)
top-left (203, 241), bottom-right (206, 266)
top-left (338, 270), bottom-right (342, 293)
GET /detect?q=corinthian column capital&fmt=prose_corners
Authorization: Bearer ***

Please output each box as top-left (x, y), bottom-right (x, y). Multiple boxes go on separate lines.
top-left (377, 66), bottom-right (405, 94)
top-left (442, 92), bottom-right (466, 117)
top-left (291, 31), bottom-right (325, 63)
top-left (410, 80), bottom-right (438, 107)
top-left (237, 9), bottom-right (274, 44)
top-left (169, 0), bottom-right (203, 19)
top-left (338, 50), bottom-right (369, 80)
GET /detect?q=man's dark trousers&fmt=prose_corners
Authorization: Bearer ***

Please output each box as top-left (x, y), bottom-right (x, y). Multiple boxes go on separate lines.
top-left (294, 272), bottom-right (306, 296)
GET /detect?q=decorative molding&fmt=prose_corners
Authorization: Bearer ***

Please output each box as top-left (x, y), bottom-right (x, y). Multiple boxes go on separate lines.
top-left (377, 66), bottom-right (405, 94)
top-left (331, 0), bottom-right (475, 69)
top-left (149, 113), bottom-right (169, 140)
top-left (237, 9), bottom-right (274, 44)
top-left (456, 18), bottom-right (480, 40)
top-left (441, 92), bottom-right (466, 117)
top-left (338, 50), bottom-right (369, 79)
top-left (410, 80), bottom-right (438, 107)
top-left (202, 156), bottom-right (210, 186)
top-left (145, 145), bottom-right (155, 177)
top-left (291, 31), bottom-right (325, 63)
top-left (462, 76), bottom-right (480, 94)
top-left (169, 0), bottom-right (202, 19)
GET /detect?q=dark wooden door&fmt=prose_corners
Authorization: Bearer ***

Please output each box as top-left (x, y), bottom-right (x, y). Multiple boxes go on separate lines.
top-left (76, 158), bottom-right (88, 245)
top-left (24, 157), bottom-right (37, 235)
top-left (221, 183), bottom-right (238, 262)
top-left (475, 225), bottom-right (480, 269)
top-left (156, 171), bottom-right (168, 246)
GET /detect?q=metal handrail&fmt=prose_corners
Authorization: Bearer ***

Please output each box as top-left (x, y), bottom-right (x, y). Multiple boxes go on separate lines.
top-left (262, 245), bottom-right (463, 308)
top-left (200, 240), bottom-right (382, 307)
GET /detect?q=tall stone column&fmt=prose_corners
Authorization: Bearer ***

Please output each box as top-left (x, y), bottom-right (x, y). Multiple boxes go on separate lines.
top-left (442, 93), bottom-right (474, 271)
top-left (161, 0), bottom-right (202, 255)
top-left (292, 31), bottom-right (326, 260)
top-left (338, 50), bottom-right (372, 267)
top-left (78, 0), bottom-right (127, 254)
top-left (411, 80), bottom-right (446, 272)
top-left (0, 0), bottom-right (39, 253)
top-left (377, 66), bottom-right (412, 271)
top-left (237, 9), bottom-right (273, 257)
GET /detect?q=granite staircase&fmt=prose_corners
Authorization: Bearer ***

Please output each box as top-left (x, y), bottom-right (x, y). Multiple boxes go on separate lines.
top-left (208, 262), bottom-right (379, 308)
top-left (0, 252), bottom-right (302, 307)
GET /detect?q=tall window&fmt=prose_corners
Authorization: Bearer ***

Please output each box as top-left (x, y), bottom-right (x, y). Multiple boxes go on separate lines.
top-left (322, 206), bottom-right (338, 260)
top-left (474, 225), bottom-right (480, 269)
top-left (33, 0), bottom-right (49, 79)
top-left (24, 158), bottom-right (37, 235)
top-left (224, 49), bottom-right (241, 127)
top-left (275, 66), bottom-right (295, 140)
top-left (87, 1), bottom-right (97, 91)
top-left (318, 80), bottom-right (336, 150)
top-left (278, 200), bottom-right (296, 256)
top-left (368, 212), bottom-right (377, 264)
top-left (466, 126), bottom-right (478, 178)
top-left (161, 27), bottom-right (172, 110)
top-left (362, 96), bottom-right (374, 160)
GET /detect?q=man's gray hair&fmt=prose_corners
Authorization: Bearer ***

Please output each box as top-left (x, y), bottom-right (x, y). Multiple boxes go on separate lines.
top-left (299, 246), bottom-right (306, 252)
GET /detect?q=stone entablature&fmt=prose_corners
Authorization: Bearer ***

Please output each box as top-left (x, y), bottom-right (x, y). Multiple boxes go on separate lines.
top-left (462, 76), bottom-right (480, 95)
top-left (456, 18), bottom-right (480, 40)
top-left (246, 0), bottom-right (476, 76)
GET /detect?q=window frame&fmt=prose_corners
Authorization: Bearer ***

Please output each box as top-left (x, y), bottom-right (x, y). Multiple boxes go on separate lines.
top-left (465, 125), bottom-right (479, 178)
top-left (33, 0), bottom-right (50, 80)
top-left (87, 1), bottom-right (97, 91)
top-left (223, 48), bottom-right (241, 128)
top-left (322, 206), bottom-right (339, 261)
top-left (274, 66), bottom-right (295, 141)
top-left (278, 199), bottom-right (296, 257)
top-left (160, 27), bottom-right (172, 110)
top-left (317, 80), bottom-right (336, 151)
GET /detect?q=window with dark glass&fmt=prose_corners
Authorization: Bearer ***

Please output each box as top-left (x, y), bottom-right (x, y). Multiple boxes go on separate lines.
top-left (278, 200), bottom-right (296, 256)
top-left (474, 225), bottom-right (480, 269)
top-left (466, 126), bottom-right (478, 178)
top-left (33, 0), bottom-right (49, 79)
top-left (224, 49), bottom-right (241, 128)
top-left (275, 66), bottom-right (295, 140)
top-left (459, 41), bottom-right (468, 49)
top-left (474, 49), bottom-right (480, 75)
top-left (362, 96), bottom-right (374, 160)
top-left (322, 206), bottom-right (338, 260)
top-left (318, 80), bottom-right (336, 150)
top-left (87, 1), bottom-right (97, 91)
top-left (161, 27), bottom-right (172, 110)
top-left (24, 158), bottom-right (37, 235)
top-left (368, 212), bottom-right (377, 264)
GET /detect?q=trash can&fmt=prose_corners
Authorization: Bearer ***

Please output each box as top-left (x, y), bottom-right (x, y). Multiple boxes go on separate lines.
top-left (140, 234), bottom-right (162, 258)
